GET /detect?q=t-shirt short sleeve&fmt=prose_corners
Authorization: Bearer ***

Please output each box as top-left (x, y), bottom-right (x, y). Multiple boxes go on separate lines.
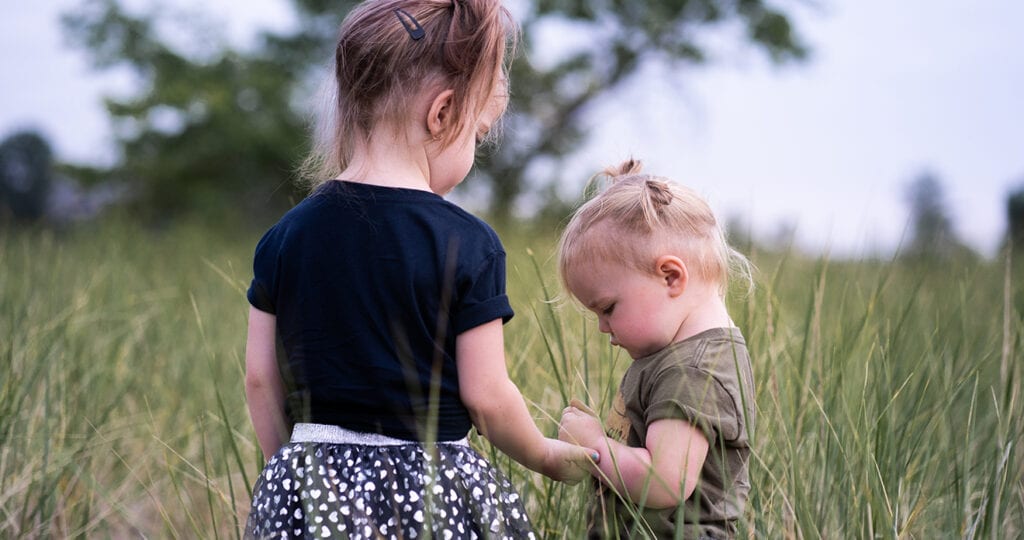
top-left (645, 365), bottom-right (742, 443)
top-left (451, 250), bottom-right (514, 335)
top-left (247, 226), bottom-right (280, 314)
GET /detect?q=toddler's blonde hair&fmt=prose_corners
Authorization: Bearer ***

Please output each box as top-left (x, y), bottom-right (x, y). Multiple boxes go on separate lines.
top-left (558, 159), bottom-right (751, 298)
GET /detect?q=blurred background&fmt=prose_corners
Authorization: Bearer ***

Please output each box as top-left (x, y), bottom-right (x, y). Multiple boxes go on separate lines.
top-left (2, 0), bottom-right (1023, 257)
top-left (3, 3), bottom-right (1023, 537)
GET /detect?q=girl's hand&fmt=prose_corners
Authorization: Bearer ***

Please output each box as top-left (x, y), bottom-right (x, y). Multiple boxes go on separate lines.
top-left (541, 438), bottom-right (599, 484)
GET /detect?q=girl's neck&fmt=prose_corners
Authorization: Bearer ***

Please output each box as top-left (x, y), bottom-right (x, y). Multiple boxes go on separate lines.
top-left (337, 127), bottom-right (433, 192)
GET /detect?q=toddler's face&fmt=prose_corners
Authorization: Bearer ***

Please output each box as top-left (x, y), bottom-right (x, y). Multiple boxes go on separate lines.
top-left (566, 258), bottom-right (683, 359)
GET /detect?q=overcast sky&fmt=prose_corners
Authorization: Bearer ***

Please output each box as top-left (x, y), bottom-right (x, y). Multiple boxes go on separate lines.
top-left (3, 0), bottom-right (1023, 257)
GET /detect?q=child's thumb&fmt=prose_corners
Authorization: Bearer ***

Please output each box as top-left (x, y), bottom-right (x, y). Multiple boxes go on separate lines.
top-left (578, 446), bottom-right (600, 465)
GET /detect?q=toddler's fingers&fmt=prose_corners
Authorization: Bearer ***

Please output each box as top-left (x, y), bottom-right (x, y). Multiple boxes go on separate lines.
top-left (561, 407), bottom-right (583, 421)
top-left (557, 427), bottom-right (592, 452)
top-left (568, 398), bottom-right (597, 416)
top-left (557, 426), bottom-right (577, 444)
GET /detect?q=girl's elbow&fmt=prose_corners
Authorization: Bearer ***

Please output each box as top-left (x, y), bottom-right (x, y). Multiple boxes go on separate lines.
top-left (460, 383), bottom-right (516, 436)
top-left (245, 368), bottom-right (274, 395)
top-left (460, 392), bottom-right (499, 425)
top-left (458, 387), bottom-right (484, 416)
top-left (460, 378), bottom-right (512, 417)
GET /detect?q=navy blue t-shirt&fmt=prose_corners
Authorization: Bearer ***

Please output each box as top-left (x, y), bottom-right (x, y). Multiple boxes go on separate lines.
top-left (247, 181), bottom-right (513, 441)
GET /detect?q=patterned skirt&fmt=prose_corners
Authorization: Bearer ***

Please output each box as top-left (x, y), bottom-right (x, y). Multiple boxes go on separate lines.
top-left (244, 423), bottom-right (536, 539)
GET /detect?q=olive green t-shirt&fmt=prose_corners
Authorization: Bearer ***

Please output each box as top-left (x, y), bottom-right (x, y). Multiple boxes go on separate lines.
top-left (589, 327), bottom-right (755, 539)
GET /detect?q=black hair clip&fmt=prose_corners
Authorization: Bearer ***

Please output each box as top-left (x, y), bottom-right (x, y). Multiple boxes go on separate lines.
top-left (394, 8), bottom-right (425, 41)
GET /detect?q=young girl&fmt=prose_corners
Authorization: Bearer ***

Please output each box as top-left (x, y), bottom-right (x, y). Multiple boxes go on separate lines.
top-left (556, 159), bottom-right (756, 539)
top-left (243, 1), bottom-right (596, 538)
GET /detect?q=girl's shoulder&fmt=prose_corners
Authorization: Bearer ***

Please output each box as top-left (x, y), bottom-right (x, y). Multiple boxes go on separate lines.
top-left (257, 181), bottom-right (504, 253)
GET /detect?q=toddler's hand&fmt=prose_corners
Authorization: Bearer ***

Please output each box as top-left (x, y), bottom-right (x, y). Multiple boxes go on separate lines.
top-left (541, 438), bottom-right (599, 485)
top-left (567, 398), bottom-right (597, 416)
top-left (559, 402), bottom-right (603, 449)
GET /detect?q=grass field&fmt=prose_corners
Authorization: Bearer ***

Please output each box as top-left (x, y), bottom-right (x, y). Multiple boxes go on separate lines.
top-left (2, 216), bottom-right (1022, 538)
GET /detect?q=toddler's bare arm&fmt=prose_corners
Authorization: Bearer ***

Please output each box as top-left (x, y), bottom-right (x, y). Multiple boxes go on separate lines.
top-left (560, 405), bottom-right (708, 508)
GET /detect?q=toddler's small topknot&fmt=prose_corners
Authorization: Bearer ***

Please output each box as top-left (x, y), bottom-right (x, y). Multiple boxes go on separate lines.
top-left (603, 158), bottom-right (645, 179)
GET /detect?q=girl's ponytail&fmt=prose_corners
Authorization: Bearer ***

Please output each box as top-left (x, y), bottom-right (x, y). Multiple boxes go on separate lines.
top-left (300, 0), bottom-right (517, 189)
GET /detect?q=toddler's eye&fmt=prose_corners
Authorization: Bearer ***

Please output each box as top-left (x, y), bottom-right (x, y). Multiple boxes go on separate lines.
top-left (602, 304), bottom-right (615, 316)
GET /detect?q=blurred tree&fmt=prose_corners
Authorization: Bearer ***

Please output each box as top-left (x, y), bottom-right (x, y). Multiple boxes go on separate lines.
top-left (1009, 184), bottom-right (1024, 320)
top-left (63, 0), bottom-right (311, 220)
top-left (64, 0), bottom-right (806, 222)
top-left (478, 0), bottom-right (807, 223)
top-left (725, 213), bottom-right (754, 255)
top-left (902, 171), bottom-right (970, 260)
top-left (0, 130), bottom-right (54, 223)
top-left (1007, 184), bottom-right (1024, 253)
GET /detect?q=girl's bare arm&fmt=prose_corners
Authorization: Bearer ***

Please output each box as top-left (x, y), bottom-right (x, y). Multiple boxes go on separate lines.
top-left (244, 306), bottom-right (290, 460)
top-left (456, 319), bottom-right (595, 483)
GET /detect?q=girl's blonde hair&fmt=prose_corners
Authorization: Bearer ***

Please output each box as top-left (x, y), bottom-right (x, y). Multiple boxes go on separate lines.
top-left (301, 0), bottom-right (517, 187)
top-left (558, 159), bottom-right (752, 297)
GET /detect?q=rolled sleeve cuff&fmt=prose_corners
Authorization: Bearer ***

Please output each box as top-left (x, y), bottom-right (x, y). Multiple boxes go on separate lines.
top-left (453, 295), bottom-right (514, 335)
top-left (247, 280), bottom-right (276, 314)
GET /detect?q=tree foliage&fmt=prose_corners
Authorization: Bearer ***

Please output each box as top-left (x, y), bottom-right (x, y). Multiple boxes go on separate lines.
top-left (64, 0), bottom-right (806, 221)
top-left (483, 0), bottom-right (806, 222)
top-left (902, 171), bottom-right (971, 261)
top-left (64, 0), bottom-right (311, 219)
top-left (0, 130), bottom-right (54, 223)
top-left (1007, 184), bottom-right (1024, 252)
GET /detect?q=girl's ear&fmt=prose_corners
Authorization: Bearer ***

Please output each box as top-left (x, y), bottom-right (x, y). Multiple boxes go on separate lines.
top-left (426, 89), bottom-right (456, 139)
top-left (655, 255), bottom-right (688, 297)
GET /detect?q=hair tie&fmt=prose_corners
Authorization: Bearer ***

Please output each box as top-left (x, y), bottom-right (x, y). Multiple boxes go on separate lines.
top-left (394, 8), bottom-right (425, 40)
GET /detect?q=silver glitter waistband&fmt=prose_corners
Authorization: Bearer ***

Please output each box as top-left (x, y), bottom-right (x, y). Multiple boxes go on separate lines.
top-left (290, 423), bottom-right (468, 447)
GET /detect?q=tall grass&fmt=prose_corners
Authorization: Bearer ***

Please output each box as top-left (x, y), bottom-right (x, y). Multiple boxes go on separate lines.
top-left (1, 218), bottom-right (1021, 538)
top-left (1, 219), bottom-right (254, 537)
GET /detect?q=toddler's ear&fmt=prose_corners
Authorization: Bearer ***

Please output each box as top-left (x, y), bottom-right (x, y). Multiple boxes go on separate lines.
top-left (656, 255), bottom-right (688, 297)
